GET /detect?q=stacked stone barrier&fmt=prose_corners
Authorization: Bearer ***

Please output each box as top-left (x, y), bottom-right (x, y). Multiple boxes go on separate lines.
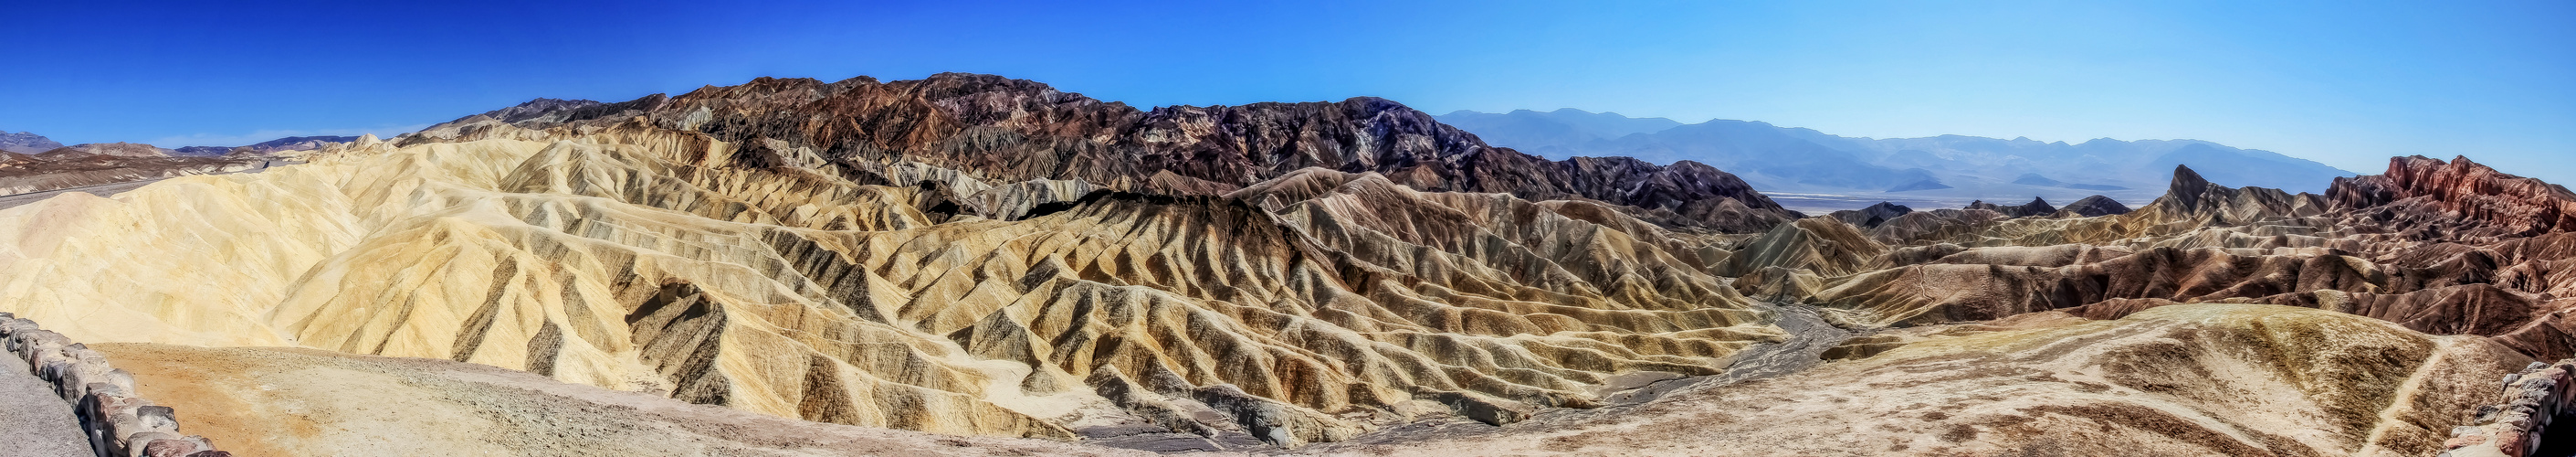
top-left (2439, 358), bottom-right (2574, 457)
top-left (0, 312), bottom-right (229, 457)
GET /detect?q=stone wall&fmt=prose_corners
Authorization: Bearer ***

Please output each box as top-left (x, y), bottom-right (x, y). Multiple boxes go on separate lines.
top-left (0, 313), bottom-right (230, 457)
top-left (2440, 358), bottom-right (2574, 457)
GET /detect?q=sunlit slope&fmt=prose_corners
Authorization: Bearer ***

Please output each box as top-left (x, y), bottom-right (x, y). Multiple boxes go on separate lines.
top-left (1319, 304), bottom-right (2531, 456)
top-left (1724, 160), bottom-right (2576, 360)
top-left (0, 128), bottom-right (1782, 444)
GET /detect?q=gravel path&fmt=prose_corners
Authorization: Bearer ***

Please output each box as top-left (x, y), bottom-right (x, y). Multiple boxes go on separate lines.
top-left (1292, 302), bottom-right (1860, 452)
top-left (0, 355), bottom-right (90, 457)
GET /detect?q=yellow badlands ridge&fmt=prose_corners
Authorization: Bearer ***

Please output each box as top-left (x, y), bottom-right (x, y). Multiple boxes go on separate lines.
top-left (0, 131), bottom-right (1780, 445)
top-left (0, 118), bottom-right (2558, 455)
top-left (1312, 304), bottom-right (2532, 456)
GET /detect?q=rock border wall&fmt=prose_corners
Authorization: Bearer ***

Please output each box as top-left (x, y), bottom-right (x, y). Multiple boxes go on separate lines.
top-left (2440, 358), bottom-right (2574, 457)
top-left (0, 312), bottom-right (230, 457)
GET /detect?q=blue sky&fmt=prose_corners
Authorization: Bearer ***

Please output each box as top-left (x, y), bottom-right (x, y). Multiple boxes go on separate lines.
top-left (5, 1), bottom-right (2571, 182)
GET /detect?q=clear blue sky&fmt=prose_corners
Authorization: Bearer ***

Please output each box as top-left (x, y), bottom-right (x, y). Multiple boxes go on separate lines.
top-left (5, 1), bottom-right (2571, 182)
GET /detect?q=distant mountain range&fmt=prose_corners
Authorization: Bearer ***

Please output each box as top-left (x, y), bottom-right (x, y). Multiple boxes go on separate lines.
top-left (0, 131), bottom-right (66, 154)
top-left (0, 131), bottom-right (359, 196)
top-left (1436, 109), bottom-right (2355, 210)
top-left (237, 135), bottom-right (361, 154)
top-left (0, 131), bottom-right (357, 157)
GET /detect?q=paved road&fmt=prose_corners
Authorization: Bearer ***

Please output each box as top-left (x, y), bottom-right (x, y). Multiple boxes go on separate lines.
top-left (0, 159), bottom-right (294, 212)
top-left (0, 354), bottom-right (90, 457)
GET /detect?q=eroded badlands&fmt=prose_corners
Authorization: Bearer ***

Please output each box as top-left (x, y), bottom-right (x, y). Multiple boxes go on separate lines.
top-left (0, 74), bottom-right (2567, 456)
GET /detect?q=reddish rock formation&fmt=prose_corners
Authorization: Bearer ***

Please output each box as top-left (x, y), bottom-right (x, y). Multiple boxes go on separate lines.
top-left (1782, 156), bottom-right (2576, 365)
top-left (2331, 155), bottom-right (2576, 241)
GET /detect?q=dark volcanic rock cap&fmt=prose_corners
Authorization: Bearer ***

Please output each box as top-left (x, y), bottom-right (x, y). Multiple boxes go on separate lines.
top-left (2055, 195), bottom-right (2132, 218)
top-left (1828, 201), bottom-right (1914, 228)
top-left (412, 73), bottom-right (1803, 231)
top-left (1963, 197), bottom-right (2057, 218)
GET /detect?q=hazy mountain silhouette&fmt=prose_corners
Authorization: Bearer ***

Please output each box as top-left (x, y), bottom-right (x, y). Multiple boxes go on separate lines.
top-left (1436, 109), bottom-right (2354, 206)
top-left (1436, 109), bottom-right (1682, 156)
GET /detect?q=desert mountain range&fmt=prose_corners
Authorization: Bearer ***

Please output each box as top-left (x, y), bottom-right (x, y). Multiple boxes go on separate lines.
top-left (0, 131), bottom-right (68, 154)
top-left (1437, 109), bottom-right (2357, 212)
top-left (0, 133), bottom-right (355, 197)
top-left (0, 73), bottom-right (2568, 456)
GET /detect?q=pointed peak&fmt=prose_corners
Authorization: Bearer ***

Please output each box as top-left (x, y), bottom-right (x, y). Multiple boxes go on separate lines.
top-left (2168, 165), bottom-right (2214, 209)
top-left (2171, 164), bottom-right (2211, 189)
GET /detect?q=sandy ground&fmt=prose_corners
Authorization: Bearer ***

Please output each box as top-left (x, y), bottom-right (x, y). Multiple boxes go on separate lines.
top-left (95, 343), bottom-right (1162, 457)
top-left (1288, 305), bottom-right (2524, 457)
top-left (55, 306), bottom-right (2534, 457)
top-left (0, 355), bottom-right (89, 457)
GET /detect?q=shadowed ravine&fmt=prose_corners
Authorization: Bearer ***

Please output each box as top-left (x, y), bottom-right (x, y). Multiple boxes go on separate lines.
top-left (1594, 302), bottom-right (1856, 406)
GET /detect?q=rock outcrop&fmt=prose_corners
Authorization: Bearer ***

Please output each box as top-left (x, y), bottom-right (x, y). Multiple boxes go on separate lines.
top-left (2329, 155), bottom-right (2576, 241)
top-left (1719, 218), bottom-right (1888, 278)
top-left (1757, 157), bottom-right (2576, 367)
top-left (1966, 197), bottom-right (2057, 218)
top-left (2054, 195), bottom-right (2132, 218)
top-left (2148, 164), bottom-right (2334, 225)
top-left (2438, 358), bottom-right (2574, 457)
top-left (1827, 201), bottom-right (1912, 228)
top-left (405, 74), bottom-right (1802, 231)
